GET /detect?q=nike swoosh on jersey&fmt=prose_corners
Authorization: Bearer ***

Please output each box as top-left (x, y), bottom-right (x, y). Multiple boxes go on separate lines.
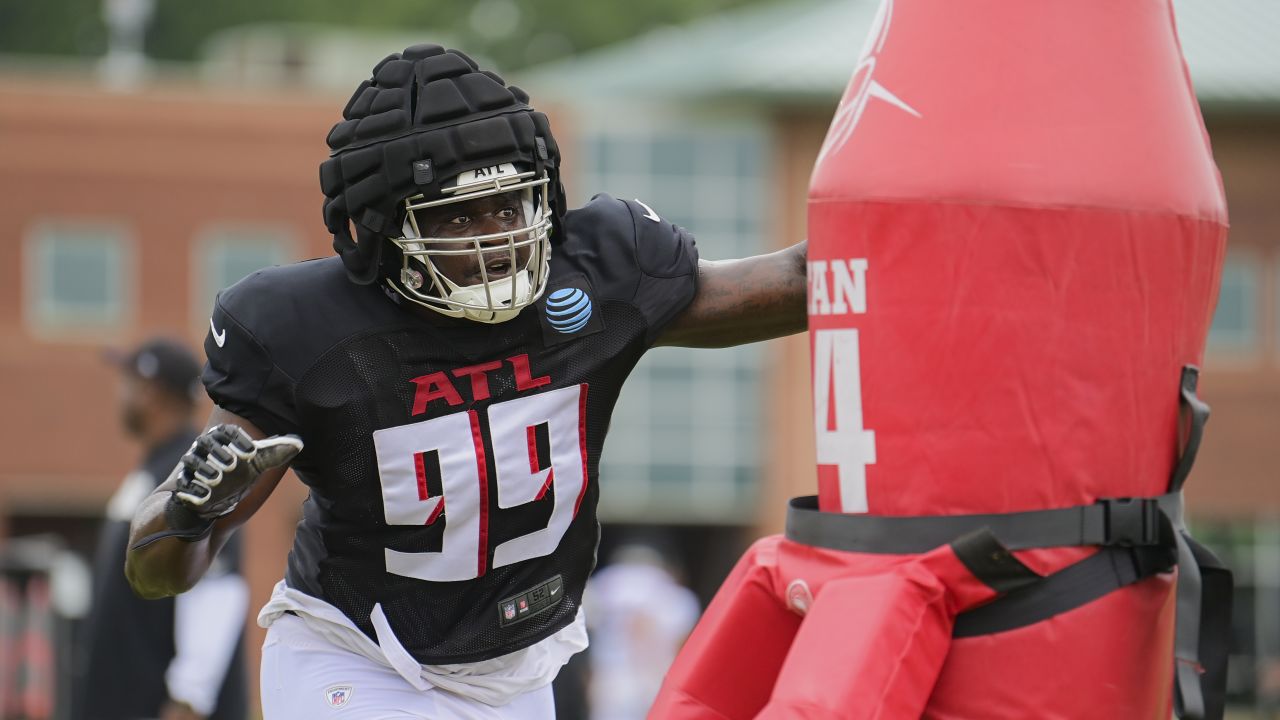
top-left (634, 199), bottom-right (661, 223)
top-left (210, 317), bottom-right (227, 348)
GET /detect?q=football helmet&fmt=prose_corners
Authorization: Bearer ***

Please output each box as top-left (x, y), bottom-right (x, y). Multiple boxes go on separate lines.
top-left (319, 43), bottom-right (566, 323)
top-left (392, 162), bottom-right (552, 323)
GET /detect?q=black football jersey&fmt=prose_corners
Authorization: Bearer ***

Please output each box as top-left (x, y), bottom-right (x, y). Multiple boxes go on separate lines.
top-left (202, 195), bottom-right (698, 664)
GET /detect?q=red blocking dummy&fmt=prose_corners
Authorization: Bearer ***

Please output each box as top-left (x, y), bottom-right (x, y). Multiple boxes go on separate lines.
top-left (653, 0), bottom-right (1225, 717)
top-left (808, 0), bottom-right (1227, 710)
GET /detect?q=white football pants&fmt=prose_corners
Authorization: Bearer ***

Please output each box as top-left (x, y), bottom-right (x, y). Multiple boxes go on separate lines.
top-left (260, 613), bottom-right (556, 719)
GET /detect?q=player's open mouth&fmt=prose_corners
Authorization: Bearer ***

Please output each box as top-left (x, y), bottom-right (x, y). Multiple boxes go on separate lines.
top-left (469, 255), bottom-right (514, 284)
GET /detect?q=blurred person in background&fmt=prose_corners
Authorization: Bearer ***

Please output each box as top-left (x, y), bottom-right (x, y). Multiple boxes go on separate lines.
top-left (74, 338), bottom-right (248, 720)
top-left (585, 542), bottom-right (700, 720)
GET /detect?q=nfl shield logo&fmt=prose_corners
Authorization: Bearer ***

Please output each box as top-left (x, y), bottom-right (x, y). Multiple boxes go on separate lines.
top-left (325, 685), bottom-right (353, 708)
top-left (503, 602), bottom-right (517, 620)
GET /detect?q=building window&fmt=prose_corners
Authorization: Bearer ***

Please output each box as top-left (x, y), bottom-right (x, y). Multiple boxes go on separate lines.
top-left (24, 221), bottom-right (131, 333)
top-left (1207, 251), bottom-right (1259, 354)
top-left (192, 226), bottom-right (292, 321)
top-left (1276, 253), bottom-right (1280, 358)
top-left (576, 123), bottom-right (768, 523)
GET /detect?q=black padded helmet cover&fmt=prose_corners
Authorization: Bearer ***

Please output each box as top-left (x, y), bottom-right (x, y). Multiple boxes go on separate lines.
top-left (320, 43), bottom-right (566, 284)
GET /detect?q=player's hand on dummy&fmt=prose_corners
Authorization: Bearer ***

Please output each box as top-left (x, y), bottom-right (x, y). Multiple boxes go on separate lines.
top-left (164, 424), bottom-right (302, 540)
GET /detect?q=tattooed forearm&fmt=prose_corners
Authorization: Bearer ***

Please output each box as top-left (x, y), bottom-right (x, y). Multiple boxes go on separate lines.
top-left (656, 241), bottom-right (808, 348)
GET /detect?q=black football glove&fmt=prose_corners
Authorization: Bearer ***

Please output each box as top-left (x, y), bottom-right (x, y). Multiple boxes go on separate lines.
top-left (161, 424), bottom-right (303, 541)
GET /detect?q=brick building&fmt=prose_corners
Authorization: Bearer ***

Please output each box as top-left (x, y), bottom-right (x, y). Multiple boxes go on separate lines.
top-left (0, 73), bottom-right (338, 710)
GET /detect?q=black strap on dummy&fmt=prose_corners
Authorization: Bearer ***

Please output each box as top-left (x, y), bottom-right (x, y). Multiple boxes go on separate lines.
top-left (784, 366), bottom-right (1232, 720)
top-left (785, 493), bottom-right (1176, 555)
top-left (1167, 367), bottom-right (1232, 720)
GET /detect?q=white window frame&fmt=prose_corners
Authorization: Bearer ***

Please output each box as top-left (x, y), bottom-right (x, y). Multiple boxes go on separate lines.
top-left (1274, 252), bottom-right (1280, 361)
top-left (577, 117), bottom-right (769, 524)
top-left (1206, 247), bottom-right (1261, 367)
top-left (190, 223), bottom-right (295, 328)
top-left (23, 219), bottom-right (134, 338)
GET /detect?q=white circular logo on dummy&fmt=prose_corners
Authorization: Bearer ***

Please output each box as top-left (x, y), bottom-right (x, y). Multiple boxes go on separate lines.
top-left (786, 579), bottom-right (814, 616)
top-left (546, 288), bottom-right (592, 334)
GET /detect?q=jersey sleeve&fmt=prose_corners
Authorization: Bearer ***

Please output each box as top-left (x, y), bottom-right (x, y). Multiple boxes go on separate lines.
top-left (619, 199), bottom-right (700, 345)
top-left (202, 273), bottom-right (300, 437)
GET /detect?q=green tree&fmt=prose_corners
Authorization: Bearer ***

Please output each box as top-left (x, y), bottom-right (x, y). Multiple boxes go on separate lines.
top-left (0, 0), bottom-right (775, 70)
top-left (0, 0), bottom-right (108, 56)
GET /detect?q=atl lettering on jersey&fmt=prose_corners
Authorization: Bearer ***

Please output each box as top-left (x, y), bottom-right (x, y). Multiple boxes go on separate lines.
top-left (409, 354), bottom-right (551, 415)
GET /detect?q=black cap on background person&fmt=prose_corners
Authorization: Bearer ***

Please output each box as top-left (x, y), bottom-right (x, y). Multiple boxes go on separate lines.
top-left (104, 337), bottom-right (201, 443)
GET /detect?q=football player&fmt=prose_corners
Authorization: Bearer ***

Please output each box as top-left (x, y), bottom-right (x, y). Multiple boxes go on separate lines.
top-left (125, 44), bottom-right (805, 719)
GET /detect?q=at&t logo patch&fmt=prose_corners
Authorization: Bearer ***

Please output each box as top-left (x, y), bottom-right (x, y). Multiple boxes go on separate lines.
top-left (538, 275), bottom-right (603, 346)
top-left (546, 288), bottom-right (592, 334)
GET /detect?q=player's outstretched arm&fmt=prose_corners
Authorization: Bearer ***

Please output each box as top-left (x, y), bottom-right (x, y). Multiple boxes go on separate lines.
top-left (655, 241), bottom-right (807, 348)
top-left (125, 406), bottom-right (300, 599)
